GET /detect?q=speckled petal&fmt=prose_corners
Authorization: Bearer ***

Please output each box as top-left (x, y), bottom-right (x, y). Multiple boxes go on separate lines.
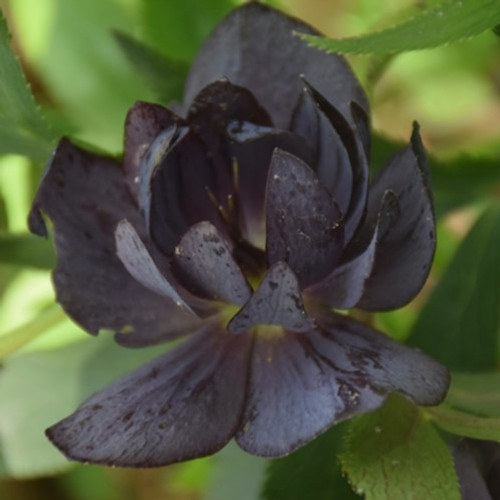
top-left (46, 327), bottom-right (253, 467)
top-left (28, 139), bottom-right (192, 340)
top-left (173, 221), bottom-right (252, 305)
top-left (228, 261), bottom-right (313, 334)
top-left (266, 149), bottom-right (343, 288)
top-left (184, 3), bottom-right (368, 129)
top-left (236, 312), bottom-right (449, 457)
top-left (356, 123), bottom-right (436, 310)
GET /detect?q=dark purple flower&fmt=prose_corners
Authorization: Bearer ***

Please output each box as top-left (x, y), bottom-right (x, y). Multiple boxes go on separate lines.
top-left (29, 3), bottom-right (449, 467)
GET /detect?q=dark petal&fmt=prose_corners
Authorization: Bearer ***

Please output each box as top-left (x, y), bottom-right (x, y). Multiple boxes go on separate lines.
top-left (356, 123), bottom-right (436, 310)
top-left (303, 81), bottom-right (369, 243)
top-left (184, 3), bottom-right (368, 129)
top-left (291, 87), bottom-right (353, 215)
top-left (236, 312), bottom-right (449, 457)
top-left (228, 261), bottom-right (313, 334)
top-left (452, 441), bottom-right (492, 500)
top-left (28, 139), bottom-right (193, 340)
top-left (147, 129), bottom-right (227, 255)
top-left (265, 150), bottom-right (343, 288)
top-left (46, 327), bottom-right (253, 467)
top-left (307, 191), bottom-right (399, 309)
top-left (172, 221), bottom-right (252, 305)
top-left (123, 101), bottom-right (179, 197)
top-left (227, 121), bottom-right (314, 247)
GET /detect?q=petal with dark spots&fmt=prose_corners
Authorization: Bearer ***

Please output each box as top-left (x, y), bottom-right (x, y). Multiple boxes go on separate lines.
top-left (291, 86), bottom-right (353, 215)
top-left (147, 129), bottom-right (227, 255)
top-left (184, 3), bottom-right (368, 129)
top-left (266, 149), bottom-right (343, 288)
top-left (172, 221), bottom-right (252, 305)
top-left (236, 312), bottom-right (449, 457)
top-left (307, 191), bottom-right (399, 309)
top-left (123, 101), bottom-right (179, 197)
top-left (356, 123), bottom-right (436, 310)
top-left (228, 261), bottom-right (313, 334)
top-left (28, 139), bottom-right (193, 340)
top-left (227, 121), bottom-right (314, 247)
top-left (303, 80), bottom-right (368, 243)
top-left (46, 327), bottom-right (253, 467)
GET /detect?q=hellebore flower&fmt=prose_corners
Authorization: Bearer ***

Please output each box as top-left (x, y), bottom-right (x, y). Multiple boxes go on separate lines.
top-left (29, 3), bottom-right (449, 467)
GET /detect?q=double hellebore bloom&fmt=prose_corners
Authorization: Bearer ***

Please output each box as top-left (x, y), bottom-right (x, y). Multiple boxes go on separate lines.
top-left (29, 3), bottom-right (449, 467)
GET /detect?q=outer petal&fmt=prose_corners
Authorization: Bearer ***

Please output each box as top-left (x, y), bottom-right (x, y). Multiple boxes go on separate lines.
top-left (46, 327), bottom-right (253, 467)
top-left (266, 149), bottom-right (343, 288)
top-left (28, 139), bottom-right (192, 340)
top-left (236, 312), bottom-right (449, 457)
top-left (306, 191), bottom-right (399, 309)
top-left (184, 3), bottom-right (368, 129)
top-left (172, 221), bottom-right (252, 305)
top-left (228, 261), bottom-right (313, 334)
top-left (356, 123), bottom-right (436, 310)
top-left (123, 101), bottom-right (178, 197)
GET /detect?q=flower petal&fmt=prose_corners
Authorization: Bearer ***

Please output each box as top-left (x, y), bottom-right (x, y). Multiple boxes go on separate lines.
top-left (123, 101), bottom-right (178, 197)
top-left (184, 3), bottom-right (368, 129)
top-left (306, 191), bottom-right (399, 309)
top-left (228, 261), bottom-right (313, 334)
top-left (291, 86), bottom-right (353, 215)
top-left (356, 123), bottom-right (436, 310)
top-left (46, 327), bottom-right (253, 467)
top-left (302, 81), bottom-right (369, 243)
top-left (28, 139), bottom-right (190, 340)
top-left (236, 312), bottom-right (449, 457)
top-left (227, 121), bottom-right (314, 247)
top-left (266, 149), bottom-right (343, 288)
top-left (172, 221), bottom-right (252, 305)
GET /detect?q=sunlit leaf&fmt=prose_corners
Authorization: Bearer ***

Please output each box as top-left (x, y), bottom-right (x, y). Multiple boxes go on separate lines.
top-left (261, 422), bottom-right (360, 500)
top-left (0, 335), bottom-right (166, 478)
top-left (407, 203), bottom-right (500, 371)
top-left (114, 31), bottom-right (188, 103)
top-left (0, 232), bottom-right (55, 269)
top-left (340, 395), bottom-right (460, 500)
top-left (301, 0), bottom-right (500, 55)
top-left (0, 12), bottom-right (56, 163)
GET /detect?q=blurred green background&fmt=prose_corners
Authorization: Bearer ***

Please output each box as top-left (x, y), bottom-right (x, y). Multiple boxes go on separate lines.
top-left (0, 0), bottom-right (499, 498)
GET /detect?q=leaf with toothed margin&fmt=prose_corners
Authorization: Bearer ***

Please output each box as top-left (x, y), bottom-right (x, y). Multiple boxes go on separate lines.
top-left (340, 395), bottom-right (461, 500)
top-left (228, 261), bottom-right (313, 334)
top-left (172, 221), bottom-right (252, 305)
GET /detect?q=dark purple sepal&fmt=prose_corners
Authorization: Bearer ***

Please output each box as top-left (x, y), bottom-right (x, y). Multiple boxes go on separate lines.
top-left (356, 123), bottom-right (436, 310)
top-left (123, 101), bottom-right (179, 197)
top-left (228, 261), bottom-right (313, 334)
top-left (28, 139), bottom-right (191, 339)
top-left (307, 191), bottom-right (399, 309)
top-left (266, 149), bottom-right (343, 288)
top-left (46, 327), bottom-right (253, 467)
top-left (183, 3), bottom-right (368, 129)
top-left (236, 312), bottom-right (449, 457)
top-left (227, 121), bottom-right (314, 247)
top-left (302, 80), bottom-right (369, 243)
top-left (291, 86), bottom-right (353, 215)
top-left (172, 221), bottom-right (252, 306)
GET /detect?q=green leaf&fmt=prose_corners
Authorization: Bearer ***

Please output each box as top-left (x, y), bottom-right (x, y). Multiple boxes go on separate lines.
top-left (428, 404), bottom-right (500, 442)
top-left (407, 203), bottom-right (500, 371)
top-left (446, 372), bottom-right (500, 417)
top-left (301, 0), bottom-right (500, 55)
top-left (113, 31), bottom-right (188, 103)
top-left (141, 0), bottom-right (237, 62)
top-left (0, 232), bottom-right (55, 269)
top-left (0, 11), bottom-right (56, 163)
top-left (261, 422), bottom-right (359, 500)
top-left (0, 334), bottom-right (167, 478)
top-left (340, 395), bottom-right (461, 500)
